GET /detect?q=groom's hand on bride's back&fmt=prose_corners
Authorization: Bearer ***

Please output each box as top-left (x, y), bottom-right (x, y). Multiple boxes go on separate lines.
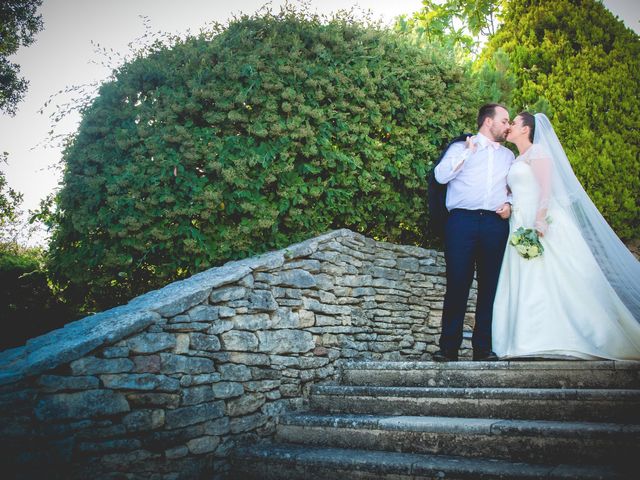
top-left (465, 135), bottom-right (477, 153)
top-left (496, 203), bottom-right (511, 219)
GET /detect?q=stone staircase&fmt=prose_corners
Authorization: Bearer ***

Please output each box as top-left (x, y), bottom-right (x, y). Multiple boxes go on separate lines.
top-left (230, 360), bottom-right (640, 479)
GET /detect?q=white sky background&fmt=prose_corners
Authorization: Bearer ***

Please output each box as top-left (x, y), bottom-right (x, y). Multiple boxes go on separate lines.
top-left (1, 0), bottom-right (638, 246)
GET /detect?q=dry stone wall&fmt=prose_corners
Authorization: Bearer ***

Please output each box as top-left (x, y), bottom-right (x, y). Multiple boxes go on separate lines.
top-left (0, 229), bottom-right (476, 479)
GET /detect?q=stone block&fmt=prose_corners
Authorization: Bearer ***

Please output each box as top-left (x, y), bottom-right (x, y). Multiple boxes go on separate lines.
top-left (77, 438), bottom-right (141, 454)
top-left (132, 355), bottom-right (161, 373)
top-left (283, 259), bottom-right (322, 272)
top-left (126, 393), bottom-right (180, 408)
top-left (227, 352), bottom-right (270, 365)
top-left (396, 257), bottom-right (420, 272)
top-left (302, 297), bottom-right (351, 315)
top-left (175, 333), bottom-right (190, 353)
top-left (101, 373), bottom-right (180, 392)
top-left (208, 320), bottom-right (234, 334)
top-left (239, 274), bottom-right (255, 288)
top-left (273, 269), bottom-right (317, 288)
top-left (247, 290), bottom-right (278, 312)
top-left (261, 399), bottom-right (290, 417)
top-left (35, 389), bottom-right (130, 420)
top-left (102, 346), bottom-right (130, 358)
top-left (279, 383), bottom-right (301, 397)
top-left (220, 331), bottom-right (258, 351)
top-left (218, 363), bottom-right (252, 381)
top-left (182, 385), bottom-right (216, 405)
top-left (210, 286), bottom-right (247, 303)
top-left (270, 308), bottom-right (312, 329)
top-left (266, 389), bottom-right (282, 400)
top-left (229, 412), bottom-right (267, 434)
top-left (37, 375), bottom-right (100, 392)
top-left (189, 333), bottom-right (221, 351)
top-left (298, 357), bottom-right (330, 368)
top-left (159, 353), bottom-right (214, 374)
top-left (298, 309), bottom-right (316, 327)
top-left (204, 416), bottom-right (230, 436)
top-left (275, 299), bottom-right (303, 307)
top-left (163, 322), bottom-right (210, 332)
top-left (315, 315), bottom-right (342, 326)
top-left (257, 330), bottom-right (315, 354)
top-left (187, 373), bottom-right (221, 384)
top-left (100, 449), bottom-right (157, 468)
top-left (244, 380), bottom-right (280, 392)
top-left (187, 305), bottom-right (220, 321)
top-left (231, 313), bottom-right (271, 330)
top-left (250, 367), bottom-right (281, 380)
top-left (165, 401), bottom-right (225, 429)
top-left (70, 357), bottom-right (134, 375)
top-left (165, 445), bottom-right (189, 459)
top-left (211, 381), bottom-right (244, 399)
top-left (124, 333), bottom-right (176, 353)
top-left (187, 435), bottom-right (220, 455)
top-left (123, 409), bottom-right (165, 432)
top-left (226, 393), bottom-right (266, 417)
top-left (217, 307), bottom-right (236, 318)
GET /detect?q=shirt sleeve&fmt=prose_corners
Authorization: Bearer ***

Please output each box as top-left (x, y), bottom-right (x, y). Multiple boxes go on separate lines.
top-left (434, 141), bottom-right (470, 184)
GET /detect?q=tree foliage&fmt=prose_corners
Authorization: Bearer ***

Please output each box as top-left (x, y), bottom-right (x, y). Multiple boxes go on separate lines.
top-left (0, 153), bottom-right (23, 239)
top-left (47, 8), bottom-right (479, 310)
top-left (0, 0), bottom-right (43, 115)
top-left (482, 0), bottom-right (640, 239)
top-left (396, 0), bottom-right (505, 60)
top-left (0, 245), bottom-right (74, 350)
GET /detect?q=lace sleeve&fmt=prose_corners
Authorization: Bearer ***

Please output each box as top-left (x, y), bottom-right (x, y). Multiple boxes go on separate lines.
top-left (529, 146), bottom-right (552, 235)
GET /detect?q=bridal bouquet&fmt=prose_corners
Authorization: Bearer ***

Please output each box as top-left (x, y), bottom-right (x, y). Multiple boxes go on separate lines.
top-left (509, 227), bottom-right (544, 259)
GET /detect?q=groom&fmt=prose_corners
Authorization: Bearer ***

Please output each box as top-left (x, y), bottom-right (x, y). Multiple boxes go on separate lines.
top-left (433, 103), bottom-right (514, 361)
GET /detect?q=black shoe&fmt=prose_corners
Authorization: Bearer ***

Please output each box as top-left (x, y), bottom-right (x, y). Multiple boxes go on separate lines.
top-left (433, 350), bottom-right (459, 362)
top-left (473, 350), bottom-right (499, 361)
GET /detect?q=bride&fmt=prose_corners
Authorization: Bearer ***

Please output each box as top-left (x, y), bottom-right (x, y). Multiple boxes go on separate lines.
top-left (492, 112), bottom-right (640, 360)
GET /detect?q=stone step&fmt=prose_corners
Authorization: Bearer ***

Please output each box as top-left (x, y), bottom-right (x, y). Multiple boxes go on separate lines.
top-left (340, 360), bottom-right (640, 389)
top-left (310, 385), bottom-right (640, 422)
top-left (276, 413), bottom-right (640, 465)
top-left (230, 442), bottom-right (632, 480)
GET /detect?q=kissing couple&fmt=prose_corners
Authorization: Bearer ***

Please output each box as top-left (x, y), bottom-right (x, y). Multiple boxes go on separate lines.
top-left (432, 103), bottom-right (640, 362)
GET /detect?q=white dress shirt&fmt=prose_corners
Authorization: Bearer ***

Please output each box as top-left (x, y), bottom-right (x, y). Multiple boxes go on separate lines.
top-left (434, 133), bottom-right (515, 212)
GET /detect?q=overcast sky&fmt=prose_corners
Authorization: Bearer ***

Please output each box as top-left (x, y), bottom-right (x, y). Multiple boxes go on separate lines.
top-left (1, 0), bottom-right (638, 234)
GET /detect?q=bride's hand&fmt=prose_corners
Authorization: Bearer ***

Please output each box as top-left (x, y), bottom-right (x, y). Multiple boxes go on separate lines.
top-left (534, 218), bottom-right (548, 237)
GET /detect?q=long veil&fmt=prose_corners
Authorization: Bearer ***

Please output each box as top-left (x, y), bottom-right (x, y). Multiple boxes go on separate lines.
top-left (534, 113), bottom-right (640, 322)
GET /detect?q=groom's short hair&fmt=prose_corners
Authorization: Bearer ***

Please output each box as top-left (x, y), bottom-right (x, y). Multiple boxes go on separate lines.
top-left (477, 103), bottom-right (508, 129)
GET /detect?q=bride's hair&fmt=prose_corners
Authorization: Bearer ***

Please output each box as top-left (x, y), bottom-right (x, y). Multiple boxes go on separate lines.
top-left (518, 111), bottom-right (535, 142)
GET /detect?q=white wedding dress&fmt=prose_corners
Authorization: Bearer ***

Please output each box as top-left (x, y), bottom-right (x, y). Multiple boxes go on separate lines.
top-left (493, 144), bottom-right (640, 360)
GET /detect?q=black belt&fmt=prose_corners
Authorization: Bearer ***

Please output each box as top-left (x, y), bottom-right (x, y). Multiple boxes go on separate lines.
top-left (450, 208), bottom-right (497, 215)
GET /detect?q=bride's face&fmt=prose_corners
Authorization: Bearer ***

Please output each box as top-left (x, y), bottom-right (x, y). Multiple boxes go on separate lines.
top-left (507, 115), bottom-right (524, 142)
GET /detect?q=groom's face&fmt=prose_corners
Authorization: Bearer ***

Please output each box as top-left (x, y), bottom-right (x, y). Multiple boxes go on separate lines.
top-left (489, 107), bottom-right (510, 143)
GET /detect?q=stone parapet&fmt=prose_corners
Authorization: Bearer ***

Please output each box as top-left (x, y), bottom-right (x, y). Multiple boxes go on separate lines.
top-left (0, 229), bottom-right (475, 479)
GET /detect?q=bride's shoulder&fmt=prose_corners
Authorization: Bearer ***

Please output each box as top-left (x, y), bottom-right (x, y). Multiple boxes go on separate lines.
top-left (527, 143), bottom-right (551, 160)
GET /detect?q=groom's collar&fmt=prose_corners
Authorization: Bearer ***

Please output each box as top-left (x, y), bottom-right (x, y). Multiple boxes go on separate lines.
top-left (476, 132), bottom-right (501, 150)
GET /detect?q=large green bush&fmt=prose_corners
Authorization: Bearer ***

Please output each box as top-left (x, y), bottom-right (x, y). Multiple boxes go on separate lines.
top-left (482, 0), bottom-right (640, 239)
top-left (49, 9), bottom-right (478, 310)
top-left (0, 247), bottom-right (73, 350)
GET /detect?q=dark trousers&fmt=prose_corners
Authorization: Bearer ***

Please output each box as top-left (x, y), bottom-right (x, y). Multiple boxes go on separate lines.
top-left (439, 209), bottom-right (509, 354)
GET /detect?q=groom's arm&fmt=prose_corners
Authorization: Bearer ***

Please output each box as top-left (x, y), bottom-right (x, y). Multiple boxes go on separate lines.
top-left (434, 141), bottom-right (471, 184)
